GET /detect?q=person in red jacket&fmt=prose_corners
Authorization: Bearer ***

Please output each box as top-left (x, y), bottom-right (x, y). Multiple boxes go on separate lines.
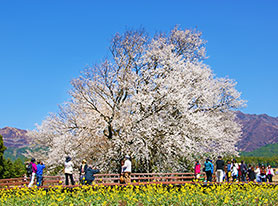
top-left (194, 161), bottom-right (201, 180)
top-left (238, 163), bottom-right (242, 182)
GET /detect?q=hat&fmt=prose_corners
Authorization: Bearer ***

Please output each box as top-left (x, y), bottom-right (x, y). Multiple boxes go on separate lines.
top-left (66, 156), bottom-right (71, 162)
top-left (125, 155), bottom-right (130, 159)
top-left (82, 159), bottom-right (87, 163)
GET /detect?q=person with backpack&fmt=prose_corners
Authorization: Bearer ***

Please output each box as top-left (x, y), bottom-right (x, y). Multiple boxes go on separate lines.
top-left (27, 158), bottom-right (37, 187)
top-left (36, 160), bottom-right (45, 186)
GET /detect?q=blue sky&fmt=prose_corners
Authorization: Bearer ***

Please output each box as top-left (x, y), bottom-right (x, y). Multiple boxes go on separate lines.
top-left (0, 0), bottom-right (277, 130)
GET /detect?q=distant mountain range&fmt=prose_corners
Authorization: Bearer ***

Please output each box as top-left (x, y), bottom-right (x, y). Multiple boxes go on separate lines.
top-left (0, 127), bottom-right (30, 148)
top-left (236, 111), bottom-right (278, 152)
top-left (0, 127), bottom-right (30, 161)
top-left (1, 111), bottom-right (278, 158)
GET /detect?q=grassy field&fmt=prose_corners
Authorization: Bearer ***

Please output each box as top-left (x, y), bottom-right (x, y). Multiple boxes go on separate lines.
top-left (1, 183), bottom-right (278, 206)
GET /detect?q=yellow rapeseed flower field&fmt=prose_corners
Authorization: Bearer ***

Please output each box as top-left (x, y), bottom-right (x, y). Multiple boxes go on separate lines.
top-left (0, 183), bottom-right (278, 205)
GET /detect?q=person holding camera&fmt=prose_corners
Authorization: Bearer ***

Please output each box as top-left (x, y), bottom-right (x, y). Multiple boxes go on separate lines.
top-left (36, 160), bottom-right (46, 186)
top-left (84, 165), bottom-right (99, 185)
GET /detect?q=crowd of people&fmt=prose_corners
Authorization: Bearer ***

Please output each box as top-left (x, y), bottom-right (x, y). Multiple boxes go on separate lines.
top-left (63, 154), bottom-right (132, 185)
top-left (26, 154), bottom-right (132, 187)
top-left (194, 156), bottom-right (276, 183)
top-left (26, 155), bottom-right (275, 187)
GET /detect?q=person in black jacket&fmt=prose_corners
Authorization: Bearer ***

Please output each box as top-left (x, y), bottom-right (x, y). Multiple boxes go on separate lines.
top-left (215, 156), bottom-right (225, 183)
top-left (248, 166), bottom-right (256, 182)
top-left (240, 160), bottom-right (247, 182)
top-left (79, 159), bottom-right (88, 185)
top-left (85, 165), bottom-right (100, 185)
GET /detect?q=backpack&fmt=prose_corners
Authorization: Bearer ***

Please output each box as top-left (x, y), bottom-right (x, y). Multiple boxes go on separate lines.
top-left (27, 163), bottom-right (33, 175)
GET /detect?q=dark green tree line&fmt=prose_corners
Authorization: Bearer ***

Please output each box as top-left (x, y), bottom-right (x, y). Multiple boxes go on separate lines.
top-left (0, 135), bottom-right (26, 179)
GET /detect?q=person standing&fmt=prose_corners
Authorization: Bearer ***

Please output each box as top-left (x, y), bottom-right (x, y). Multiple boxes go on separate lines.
top-left (248, 166), bottom-right (256, 182)
top-left (209, 159), bottom-right (214, 181)
top-left (260, 165), bottom-right (267, 182)
top-left (231, 159), bottom-right (239, 182)
top-left (238, 163), bottom-right (242, 182)
top-left (36, 160), bottom-right (45, 186)
top-left (223, 165), bottom-right (227, 182)
top-left (204, 159), bottom-right (213, 182)
top-left (215, 156), bottom-right (225, 183)
top-left (28, 158), bottom-right (37, 187)
top-left (266, 165), bottom-right (274, 182)
top-left (194, 161), bottom-right (201, 180)
top-left (79, 159), bottom-right (88, 185)
top-left (84, 165), bottom-right (100, 185)
top-left (64, 156), bottom-right (75, 185)
top-left (119, 159), bottom-right (125, 184)
top-left (226, 160), bottom-right (232, 182)
top-left (122, 155), bottom-right (132, 184)
top-left (240, 160), bottom-right (247, 182)
top-left (254, 166), bottom-right (261, 182)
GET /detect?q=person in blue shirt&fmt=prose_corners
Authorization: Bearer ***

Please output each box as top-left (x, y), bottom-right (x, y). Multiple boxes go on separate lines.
top-left (204, 159), bottom-right (213, 182)
top-left (226, 160), bottom-right (232, 182)
top-left (210, 159), bottom-right (214, 175)
top-left (36, 160), bottom-right (46, 186)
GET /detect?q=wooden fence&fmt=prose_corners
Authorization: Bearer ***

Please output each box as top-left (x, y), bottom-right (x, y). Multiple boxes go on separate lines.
top-left (94, 172), bottom-right (204, 184)
top-left (0, 176), bottom-right (62, 188)
top-left (0, 173), bottom-right (204, 188)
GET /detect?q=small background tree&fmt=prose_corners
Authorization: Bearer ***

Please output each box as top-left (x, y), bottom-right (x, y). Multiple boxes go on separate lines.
top-left (0, 135), bottom-right (26, 179)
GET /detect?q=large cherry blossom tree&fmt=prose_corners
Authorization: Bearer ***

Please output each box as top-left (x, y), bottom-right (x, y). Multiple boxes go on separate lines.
top-left (28, 27), bottom-right (245, 172)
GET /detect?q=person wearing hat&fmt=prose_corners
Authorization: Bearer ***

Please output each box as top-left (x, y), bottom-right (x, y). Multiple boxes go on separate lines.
top-left (79, 159), bottom-right (88, 185)
top-left (122, 155), bottom-right (132, 184)
top-left (64, 156), bottom-right (75, 185)
top-left (28, 158), bottom-right (37, 187)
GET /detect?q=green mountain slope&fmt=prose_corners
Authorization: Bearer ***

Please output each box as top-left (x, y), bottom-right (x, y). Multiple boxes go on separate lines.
top-left (240, 143), bottom-right (278, 157)
top-left (4, 147), bottom-right (29, 161)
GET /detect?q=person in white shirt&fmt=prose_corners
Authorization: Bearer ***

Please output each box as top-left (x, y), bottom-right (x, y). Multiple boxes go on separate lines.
top-left (122, 155), bottom-right (132, 184)
top-left (64, 156), bottom-right (75, 185)
top-left (266, 165), bottom-right (275, 182)
top-left (231, 159), bottom-right (239, 182)
top-left (254, 165), bottom-right (261, 182)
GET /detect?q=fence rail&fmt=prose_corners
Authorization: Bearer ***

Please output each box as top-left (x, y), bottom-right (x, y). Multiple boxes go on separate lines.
top-left (0, 176), bottom-right (62, 188)
top-left (0, 173), bottom-right (203, 188)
